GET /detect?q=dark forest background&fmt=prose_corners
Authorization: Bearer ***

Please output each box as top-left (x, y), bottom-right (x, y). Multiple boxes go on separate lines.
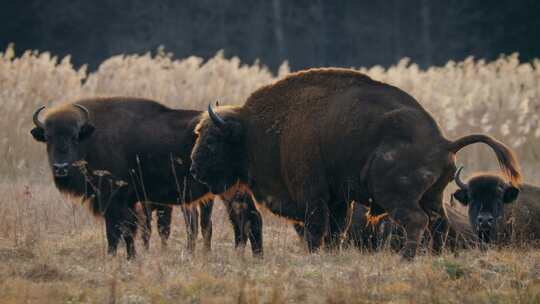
top-left (1, 0), bottom-right (539, 72)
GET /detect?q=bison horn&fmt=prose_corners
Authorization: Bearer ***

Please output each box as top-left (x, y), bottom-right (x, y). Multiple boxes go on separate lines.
top-left (32, 105), bottom-right (46, 129)
top-left (454, 166), bottom-right (468, 190)
top-left (73, 104), bottom-right (90, 123)
top-left (208, 103), bottom-right (226, 129)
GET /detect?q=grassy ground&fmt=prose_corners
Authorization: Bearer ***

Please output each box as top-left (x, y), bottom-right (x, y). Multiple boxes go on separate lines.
top-left (1, 182), bottom-right (539, 304)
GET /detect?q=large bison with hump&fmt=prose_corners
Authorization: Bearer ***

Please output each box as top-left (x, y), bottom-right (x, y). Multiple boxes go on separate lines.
top-left (190, 68), bottom-right (521, 259)
top-left (452, 167), bottom-right (540, 246)
top-left (30, 97), bottom-right (263, 259)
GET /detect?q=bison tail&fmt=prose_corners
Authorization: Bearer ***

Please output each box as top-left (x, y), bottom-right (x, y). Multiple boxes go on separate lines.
top-left (447, 134), bottom-right (522, 186)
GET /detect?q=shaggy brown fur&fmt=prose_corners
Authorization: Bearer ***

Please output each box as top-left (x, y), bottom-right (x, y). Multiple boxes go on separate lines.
top-left (31, 97), bottom-right (263, 259)
top-left (191, 68), bottom-right (521, 259)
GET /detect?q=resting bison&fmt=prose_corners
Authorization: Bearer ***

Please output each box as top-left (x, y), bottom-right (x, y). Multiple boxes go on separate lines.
top-left (190, 68), bottom-right (521, 259)
top-left (452, 167), bottom-right (540, 246)
top-left (30, 97), bottom-right (263, 259)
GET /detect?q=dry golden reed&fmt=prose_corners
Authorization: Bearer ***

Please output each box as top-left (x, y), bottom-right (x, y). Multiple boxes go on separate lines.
top-left (2, 45), bottom-right (539, 181)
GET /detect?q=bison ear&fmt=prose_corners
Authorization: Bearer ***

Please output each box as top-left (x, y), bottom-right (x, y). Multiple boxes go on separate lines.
top-left (452, 189), bottom-right (469, 206)
top-left (30, 127), bottom-right (46, 142)
top-left (79, 123), bottom-right (95, 141)
top-left (503, 186), bottom-right (519, 204)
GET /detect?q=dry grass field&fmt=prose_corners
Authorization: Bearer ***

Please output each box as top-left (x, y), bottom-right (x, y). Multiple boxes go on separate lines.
top-left (1, 45), bottom-right (540, 303)
top-left (1, 183), bottom-right (540, 303)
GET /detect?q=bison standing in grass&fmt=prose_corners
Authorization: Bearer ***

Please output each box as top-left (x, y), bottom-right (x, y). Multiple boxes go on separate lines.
top-left (452, 167), bottom-right (540, 247)
top-left (190, 68), bottom-right (521, 259)
top-left (30, 97), bottom-right (263, 259)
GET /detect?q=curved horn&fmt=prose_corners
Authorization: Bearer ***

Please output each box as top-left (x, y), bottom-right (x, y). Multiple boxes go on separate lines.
top-left (32, 105), bottom-right (46, 129)
top-left (73, 104), bottom-right (90, 123)
top-left (208, 103), bottom-right (226, 129)
top-left (454, 166), bottom-right (468, 190)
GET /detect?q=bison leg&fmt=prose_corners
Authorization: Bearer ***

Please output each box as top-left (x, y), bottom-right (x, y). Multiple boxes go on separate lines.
top-left (303, 200), bottom-right (329, 252)
top-left (370, 188), bottom-right (430, 259)
top-left (368, 146), bottom-right (445, 260)
top-left (372, 188), bottom-right (429, 260)
top-left (181, 205), bottom-right (198, 253)
top-left (378, 218), bottom-right (406, 252)
top-left (224, 199), bottom-right (248, 252)
top-left (388, 206), bottom-right (429, 260)
top-left (141, 203), bottom-right (153, 250)
top-left (120, 206), bottom-right (138, 260)
top-left (199, 201), bottom-right (214, 252)
top-left (105, 210), bottom-right (122, 256)
top-left (428, 216), bottom-right (449, 254)
top-left (156, 205), bottom-right (172, 248)
top-left (419, 171), bottom-right (453, 255)
top-left (325, 201), bottom-right (353, 251)
top-left (245, 197), bottom-right (263, 257)
top-left (224, 195), bottom-right (264, 257)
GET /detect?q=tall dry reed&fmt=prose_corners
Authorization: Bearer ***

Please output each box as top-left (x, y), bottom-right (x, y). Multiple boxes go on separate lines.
top-left (2, 44), bottom-right (539, 182)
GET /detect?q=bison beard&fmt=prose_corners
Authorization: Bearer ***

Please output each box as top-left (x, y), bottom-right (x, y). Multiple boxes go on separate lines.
top-left (190, 68), bottom-right (521, 260)
top-left (30, 97), bottom-right (263, 259)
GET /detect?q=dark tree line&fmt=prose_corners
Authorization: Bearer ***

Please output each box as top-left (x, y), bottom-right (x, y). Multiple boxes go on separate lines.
top-left (1, 0), bottom-right (539, 71)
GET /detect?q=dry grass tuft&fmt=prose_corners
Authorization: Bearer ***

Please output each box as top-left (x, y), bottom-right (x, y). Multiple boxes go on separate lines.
top-left (0, 180), bottom-right (540, 302)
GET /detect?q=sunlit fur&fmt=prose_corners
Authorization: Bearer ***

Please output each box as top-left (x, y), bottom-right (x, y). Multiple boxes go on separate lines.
top-left (191, 67), bottom-right (522, 259)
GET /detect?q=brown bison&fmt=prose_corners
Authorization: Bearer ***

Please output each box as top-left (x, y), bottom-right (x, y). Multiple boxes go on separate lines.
top-left (452, 167), bottom-right (540, 246)
top-left (189, 68), bottom-right (521, 259)
top-left (30, 97), bottom-right (263, 259)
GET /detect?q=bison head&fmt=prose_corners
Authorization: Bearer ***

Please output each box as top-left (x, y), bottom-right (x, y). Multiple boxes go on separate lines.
top-left (30, 104), bottom-right (95, 178)
top-left (190, 104), bottom-right (246, 194)
top-left (452, 167), bottom-right (519, 244)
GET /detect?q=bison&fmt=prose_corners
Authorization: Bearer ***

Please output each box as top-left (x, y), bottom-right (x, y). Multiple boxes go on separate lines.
top-left (30, 97), bottom-right (263, 259)
top-left (189, 68), bottom-right (521, 259)
top-left (452, 166), bottom-right (540, 246)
